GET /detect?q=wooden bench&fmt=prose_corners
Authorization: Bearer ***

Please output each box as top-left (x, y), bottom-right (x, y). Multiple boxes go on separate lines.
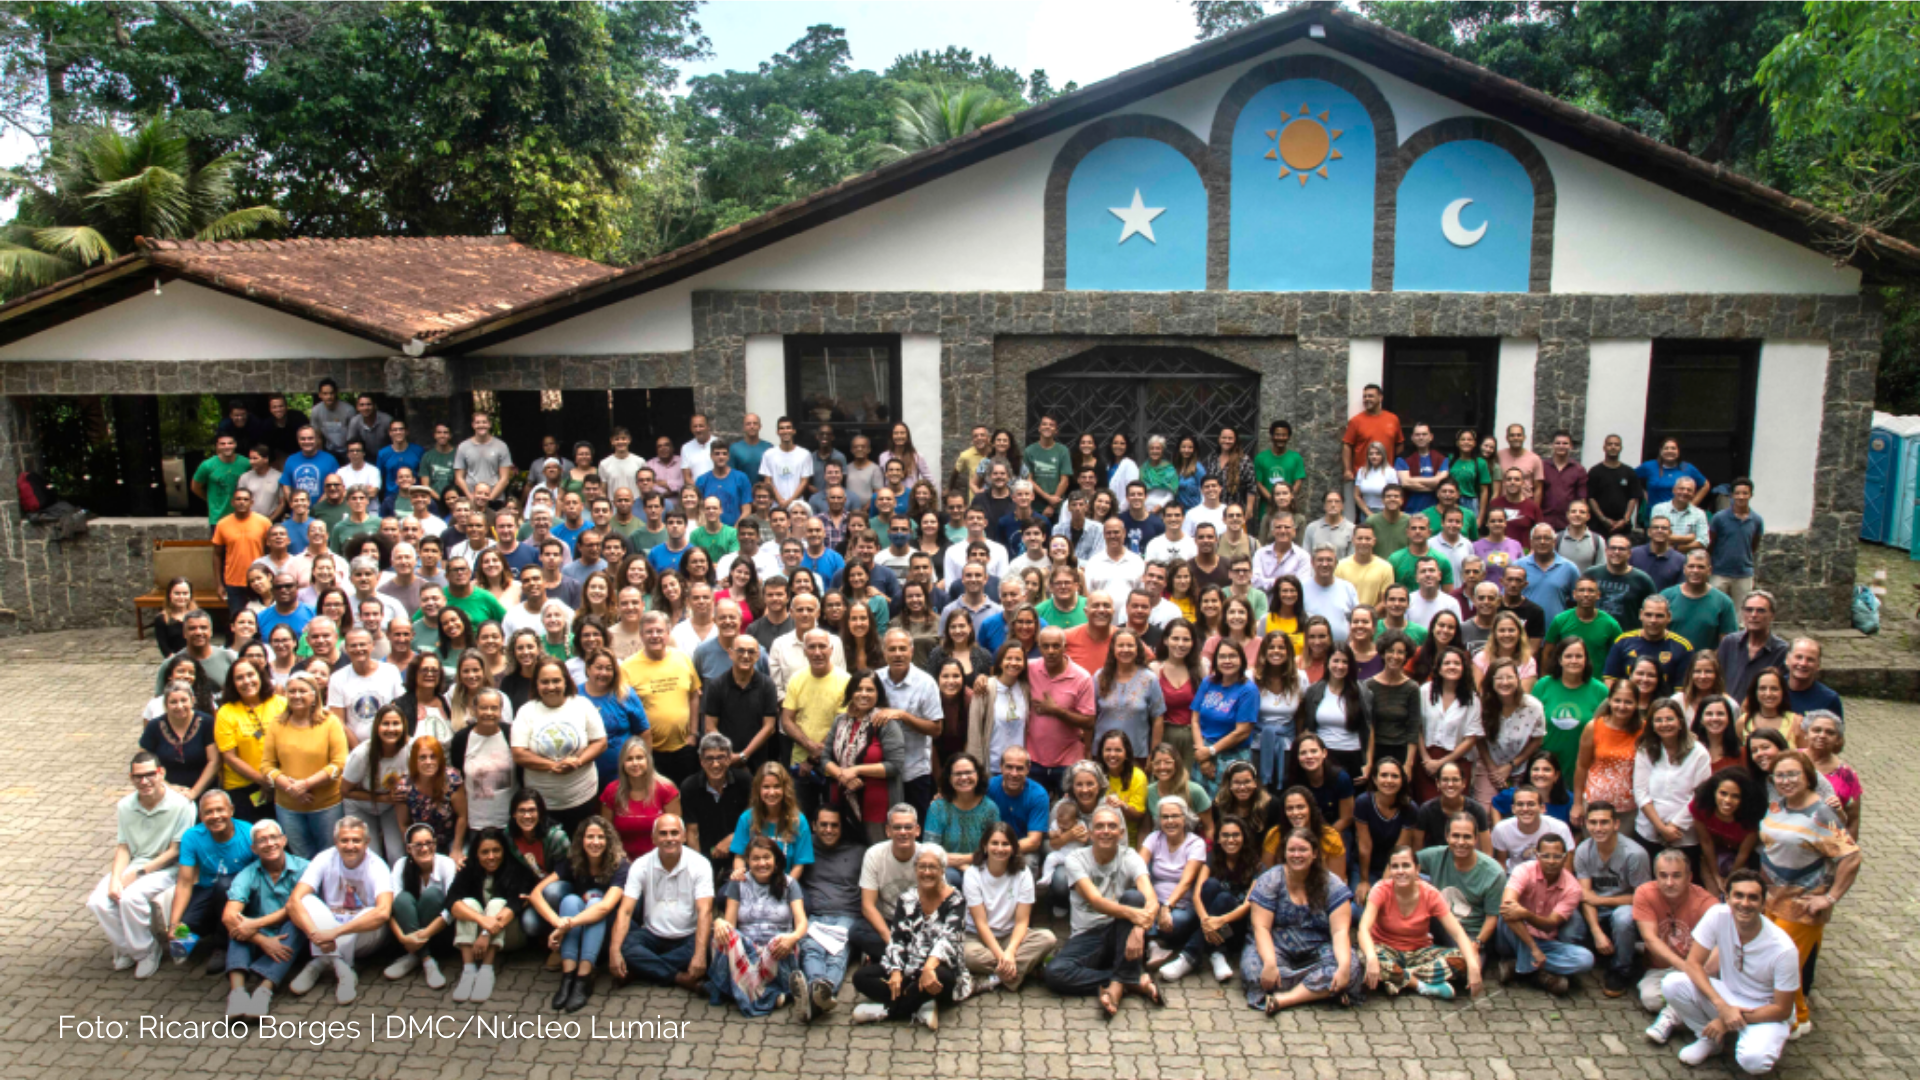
top-left (132, 539), bottom-right (228, 639)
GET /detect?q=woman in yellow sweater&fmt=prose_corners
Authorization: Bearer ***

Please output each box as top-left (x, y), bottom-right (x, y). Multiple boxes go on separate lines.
top-left (263, 671), bottom-right (349, 858)
top-left (215, 658), bottom-right (286, 823)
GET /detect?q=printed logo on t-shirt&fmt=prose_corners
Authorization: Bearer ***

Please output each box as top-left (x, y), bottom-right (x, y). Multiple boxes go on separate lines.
top-left (526, 717), bottom-right (585, 761)
top-left (286, 459), bottom-right (327, 498)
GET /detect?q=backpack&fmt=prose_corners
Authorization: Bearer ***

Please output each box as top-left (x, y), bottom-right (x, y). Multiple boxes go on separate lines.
top-left (1852, 584), bottom-right (1881, 635)
top-left (16, 471), bottom-right (50, 514)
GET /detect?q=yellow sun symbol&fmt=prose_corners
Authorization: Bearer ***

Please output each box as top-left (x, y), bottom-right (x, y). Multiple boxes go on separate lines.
top-left (1264, 105), bottom-right (1344, 186)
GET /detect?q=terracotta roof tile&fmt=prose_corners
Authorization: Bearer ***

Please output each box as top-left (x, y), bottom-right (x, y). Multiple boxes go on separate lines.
top-left (136, 235), bottom-right (616, 345)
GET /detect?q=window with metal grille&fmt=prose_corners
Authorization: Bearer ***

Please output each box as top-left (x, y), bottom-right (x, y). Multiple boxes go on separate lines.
top-left (786, 335), bottom-right (902, 452)
top-left (1644, 340), bottom-right (1759, 485)
top-left (1382, 337), bottom-right (1499, 452)
top-left (1025, 346), bottom-right (1261, 459)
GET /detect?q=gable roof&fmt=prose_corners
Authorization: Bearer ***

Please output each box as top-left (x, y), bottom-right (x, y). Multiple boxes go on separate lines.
top-left (0, 235), bottom-right (617, 351)
top-left (437, 1), bottom-right (1920, 353)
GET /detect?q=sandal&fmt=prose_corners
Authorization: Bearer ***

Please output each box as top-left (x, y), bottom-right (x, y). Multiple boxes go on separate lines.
top-left (1264, 992), bottom-right (1284, 1016)
top-left (1136, 976), bottom-right (1166, 1008)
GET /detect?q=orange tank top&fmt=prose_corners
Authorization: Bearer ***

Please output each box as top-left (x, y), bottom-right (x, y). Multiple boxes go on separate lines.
top-left (1586, 720), bottom-right (1639, 808)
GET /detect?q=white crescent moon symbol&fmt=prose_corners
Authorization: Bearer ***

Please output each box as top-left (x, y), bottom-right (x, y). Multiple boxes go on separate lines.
top-left (1442, 198), bottom-right (1486, 247)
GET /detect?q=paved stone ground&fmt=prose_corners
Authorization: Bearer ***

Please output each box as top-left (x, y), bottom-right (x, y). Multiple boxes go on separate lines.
top-left (2, 629), bottom-right (1913, 1080)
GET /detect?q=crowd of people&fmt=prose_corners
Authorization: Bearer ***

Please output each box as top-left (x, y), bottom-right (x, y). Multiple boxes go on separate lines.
top-left (101, 380), bottom-right (1861, 1068)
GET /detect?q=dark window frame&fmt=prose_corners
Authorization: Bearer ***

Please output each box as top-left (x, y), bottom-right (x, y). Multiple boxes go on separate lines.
top-left (784, 334), bottom-right (903, 450)
top-left (1643, 339), bottom-right (1761, 486)
top-left (1381, 337), bottom-right (1501, 454)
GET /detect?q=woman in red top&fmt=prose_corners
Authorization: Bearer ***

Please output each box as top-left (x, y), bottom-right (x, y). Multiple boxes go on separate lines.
top-left (599, 738), bottom-right (681, 859)
top-left (1691, 697), bottom-right (1744, 775)
top-left (1689, 766), bottom-right (1761, 898)
top-left (1358, 844), bottom-right (1483, 998)
top-left (1152, 619), bottom-right (1200, 774)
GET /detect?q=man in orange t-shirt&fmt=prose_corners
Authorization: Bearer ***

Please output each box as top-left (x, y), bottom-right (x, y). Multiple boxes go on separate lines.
top-left (211, 486), bottom-right (272, 624)
top-left (1342, 383), bottom-right (1404, 484)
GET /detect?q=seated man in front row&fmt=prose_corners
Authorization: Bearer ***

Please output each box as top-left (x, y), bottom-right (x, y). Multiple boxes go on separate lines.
top-left (794, 804), bottom-right (870, 1014)
top-left (611, 814), bottom-right (713, 992)
top-left (1494, 833), bottom-right (1595, 996)
top-left (859, 805), bottom-right (946, 975)
top-left (1043, 804), bottom-right (1161, 1014)
top-left (1645, 870), bottom-right (1798, 1075)
top-left (222, 820), bottom-right (310, 1018)
top-left (285, 814), bottom-right (394, 1004)
top-left (166, 789), bottom-right (256, 975)
top-left (88, 751), bottom-right (196, 978)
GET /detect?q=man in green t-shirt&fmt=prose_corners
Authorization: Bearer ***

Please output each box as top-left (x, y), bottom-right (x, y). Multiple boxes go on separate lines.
top-left (1582, 534), bottom-right (1658, 628)
top-left (625, 492), bottom-right (669, 553)
top-left (442, 556), bottom-right (508, 626)
top-left (417, 422), bottom-right (459, 499)
top-left (191, 434), bottom-right (252, 529)
top-left (1254, 419), bottom-right (1308, 516)
top-left (1386, 513), bottom-right (1453, 588)
top-left (1659, 550), bottom-right (1738, 655)
top-left (1417, 815), bottom-right (1506, 956)
top-left (1544, 578), bottom-right (1622, 670)
top-left (1023, 415), bottom-right (1072, 515)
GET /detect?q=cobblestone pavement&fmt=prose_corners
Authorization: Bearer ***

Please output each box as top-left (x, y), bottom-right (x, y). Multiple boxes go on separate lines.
top-left (2, 629), bottom-right (1913, 1080)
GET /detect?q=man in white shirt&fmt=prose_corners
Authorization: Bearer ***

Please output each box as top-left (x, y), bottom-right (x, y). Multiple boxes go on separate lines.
top-left (670, 581), bottom-right (719, 654)
top-left (1251, 514), bottom-right (1309, 592)
top-left (757, 417), bottom-right (814, 504)
top-left (1647, 872), bottom-right (1798, 1074)
top-left (858, 807), bottom-right (945, 964)
top-left (715, 518), bottom-right (783, 582)
top-left (767, 594), bottom-right (844, 696)
top-left (334, 438), bottom-right (382, 495)
top-left (1406, 556), bottom-right (1462, 630)
top-left (1139, 562), bottom-right (1184, 628)
top-left (1431, 505), bottom-right (1476, 585)
top-left (1185, 475), bottom-right (1227, 538)
top-left (1144, 503), bottom-right (1197, 564)
top-left (598, 428), bottom-right (644, 505)
top-left (285, 815), bottom-right (393, 1004)
top-left (88, 751), bottom-right (196, 978)
top-left (402, 484), bottom-right (447, 538)
top-left (1083, 518), bottom-right (1146, 598)
top-left (237, 445), bottom-right (284, 520)
top-left (877, 630), bottom-right (943, 814)
top-left (327, 627), bottom-right (404, 744)
top-left (346, 557), bottom-right (409, 632)
top-left (610, 815), bottom-right (713, 991)
top-left (943, 507), bottom-right (1009, 585)
top-left (1299, 546), bottom-right (1358, 644)
top-left (503, 564), bottom-right (573, 638)
top-left (680, 412), bottom-right (716, 482)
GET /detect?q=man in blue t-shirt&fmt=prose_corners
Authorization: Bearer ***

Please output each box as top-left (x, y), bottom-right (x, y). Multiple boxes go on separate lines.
top-left (987, 747), bottom-right (1051, 862)
top-left (278, 425), bottom-right (340, 504)
top-left (1708, 477), bottom-right (1765, 609)
top-left (168, 790), bottom-right (257, 970)
top-left (695, 444), bottom-right (755, 525)
top-left (376, 418), bottom-right (426, 497)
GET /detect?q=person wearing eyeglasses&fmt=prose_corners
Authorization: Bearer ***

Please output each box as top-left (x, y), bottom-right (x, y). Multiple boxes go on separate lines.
top-left (88, 751), bottom-right (197, 978)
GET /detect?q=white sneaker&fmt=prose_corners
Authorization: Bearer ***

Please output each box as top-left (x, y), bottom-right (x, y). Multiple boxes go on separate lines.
top-left (289, 958), bottom-right (328, 996)
top-left (422, 956), bottom-right (447, 990)
top-left (333, 960), bottom-right (358, 1004)
top-left (1158, 954), bottom-right (1193, 982)
top-left (913, 999), bottom-right (939, 1031)
top-left (451, 967), bottom-right (476, 1002)
top-left (1790, 1020), bottom-right (1812, 1041)
top-left (226, 987), bottom-right (251, 1017)
top-left (973, 973), bottom-right (1002, 995)
top-left (1644, 1007), bottom-right (1681, 1045)
top-left (1210, 952), bottom-right (1234, 982)
top-left (851, 1003), bottom-right (889, 1024)
top-left (112, 953), bottom-right (136, 972)
top-left (250, 986), bottom-right (273, 1017)
top-left (1146, 943), bottom-right (1173, 969)
top-left (471, 965), bottom-right (495, 1002)
top-left (1678, 1035), bottom-right (1723, 1066)
top-left (134, 949), bottom-right (162, 979)
top-left (384, 951), bottom-right (422, 980)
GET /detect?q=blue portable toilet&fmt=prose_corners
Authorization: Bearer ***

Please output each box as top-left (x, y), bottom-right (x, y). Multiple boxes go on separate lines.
top-left (1883, 413), bottom-right (1920, 550)
top-left (1864, 413), bottom-right (1909, 543)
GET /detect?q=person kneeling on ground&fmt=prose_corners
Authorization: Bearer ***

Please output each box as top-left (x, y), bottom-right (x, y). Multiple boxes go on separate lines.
top-left (1631, 847), bottom-right (1716, 1015)
top-left (221, 820), bottom-right (309, 1017)
top-left (852, 845), bottom-right (970, 1030)
top-left (88, 751), bottom-right (195, 979)
top-left (1645, 870), bottom-right (1797, 1075)
top-left (448, 827), bottom-right (538, 1003)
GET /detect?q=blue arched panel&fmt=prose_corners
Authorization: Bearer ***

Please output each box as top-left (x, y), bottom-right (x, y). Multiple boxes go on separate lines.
top-left (1228, 79), bottom-right (1376, 291)
top-left (1064, 138), bottom-right (1207, 291)
top-left (1393, 140), bottom-right (1533, 292)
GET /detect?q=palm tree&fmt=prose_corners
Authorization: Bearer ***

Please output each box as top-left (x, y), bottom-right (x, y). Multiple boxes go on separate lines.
top-left (865, 82), bottom-right (1018, 168)
top-left (0, 115), bottom-right (282, 297)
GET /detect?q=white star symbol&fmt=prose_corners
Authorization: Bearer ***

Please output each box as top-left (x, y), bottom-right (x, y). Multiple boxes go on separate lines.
top-left (1109, 188), bottom-right (1166, 245)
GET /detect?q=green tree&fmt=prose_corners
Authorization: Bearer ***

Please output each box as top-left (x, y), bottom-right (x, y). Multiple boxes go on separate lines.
top-left (0, 113), bottom-right (280, 296)
top-left (866, 82), bottom-right (1018, 167)
top-left (886, 47), bottom-right (1029, 103)
top-left (1193, 1), bottom-right (1274, 39)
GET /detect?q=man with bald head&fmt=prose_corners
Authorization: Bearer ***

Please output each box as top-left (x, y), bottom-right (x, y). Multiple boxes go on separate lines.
top-left (781, 626), bottom-right (852, 814)
top-left (610, 814), bottom-right (714, 992)
top-left (1026, 626), bottom-right (1097, 795)
top-left (1084, 518), bottom-right (1146, 598)
top-left (1063, 591), bottom-right (1127, 676)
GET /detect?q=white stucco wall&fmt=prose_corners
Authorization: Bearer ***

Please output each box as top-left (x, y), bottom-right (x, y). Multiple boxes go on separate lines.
top-left (1495, 339), bottom-right (1538, 439)
top-left (1347, 337), bottom-right (1385, 417)
top-left (1753, 341), bottom-right (1828, 531)
top-left (743, 335), bottom-right (786, 426)
top-left (901, 334), bottom-right (943, 485)
top-left (0, 280), bottom-right (385, 360)
top-left (478, 283), bottom-right (697, 355)
top-left (1581, 339), bottom-right (1654, 463)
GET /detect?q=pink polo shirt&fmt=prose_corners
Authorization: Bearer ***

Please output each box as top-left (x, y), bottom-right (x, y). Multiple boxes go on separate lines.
top-left (1507, 859), bottom-right (1581, 940)
top-left (1025, 658), bottom-right (1097, 768)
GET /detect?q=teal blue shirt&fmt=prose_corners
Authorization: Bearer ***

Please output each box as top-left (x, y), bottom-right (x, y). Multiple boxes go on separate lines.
top-left (226, 853), bottom-right (311, 917)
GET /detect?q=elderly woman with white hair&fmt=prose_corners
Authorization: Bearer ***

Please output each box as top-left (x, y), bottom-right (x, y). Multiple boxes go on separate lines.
top-left (1041, 759), bottom-right (1110, 914)
top-left (1139, 794), bottom-right (1209, 981)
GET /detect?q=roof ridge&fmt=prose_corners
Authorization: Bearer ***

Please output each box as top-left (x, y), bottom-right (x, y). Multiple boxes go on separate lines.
top-left (138, 235), bottom-right (521, 255)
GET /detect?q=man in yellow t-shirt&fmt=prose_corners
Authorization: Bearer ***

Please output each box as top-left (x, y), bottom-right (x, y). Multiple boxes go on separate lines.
top-left (619, 611), bottom-right (703, 783)
top-left (1334, 522), bottom-right (1395, 608)
top-left (779, 627), bottom-right (850, 814)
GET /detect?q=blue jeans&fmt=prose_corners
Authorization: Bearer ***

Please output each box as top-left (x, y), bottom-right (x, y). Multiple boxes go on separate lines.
top-left (621, 927), bottom-right (695, 984)
top-left (1562, 902), bottom-right (1639, 973)
top-left (1191, 879), bottom-right (1247, 962)
top-left (558, 891), bottom-right (607, 963)
top-left (277, 803), bottom-right (344, 860)
top-left (1496, 919), bottom-right (1596, 976)
top-left (1029, 765), bottom-right (1068, 799)
top-left (226, 924), bottom-right (307, 986)
top-left (522, 880), bottom-right (571, 942)
top-left (1043, 890), bottom-right (1148, 996)
top-left (1151, 903), bottom-right (1200, 959)
top-left (798, 913), bottom-right (859, 990)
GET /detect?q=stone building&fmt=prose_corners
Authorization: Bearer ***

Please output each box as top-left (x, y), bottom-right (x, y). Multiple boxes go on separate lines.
top-left (1, 5), bottom-right (1914, 634)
